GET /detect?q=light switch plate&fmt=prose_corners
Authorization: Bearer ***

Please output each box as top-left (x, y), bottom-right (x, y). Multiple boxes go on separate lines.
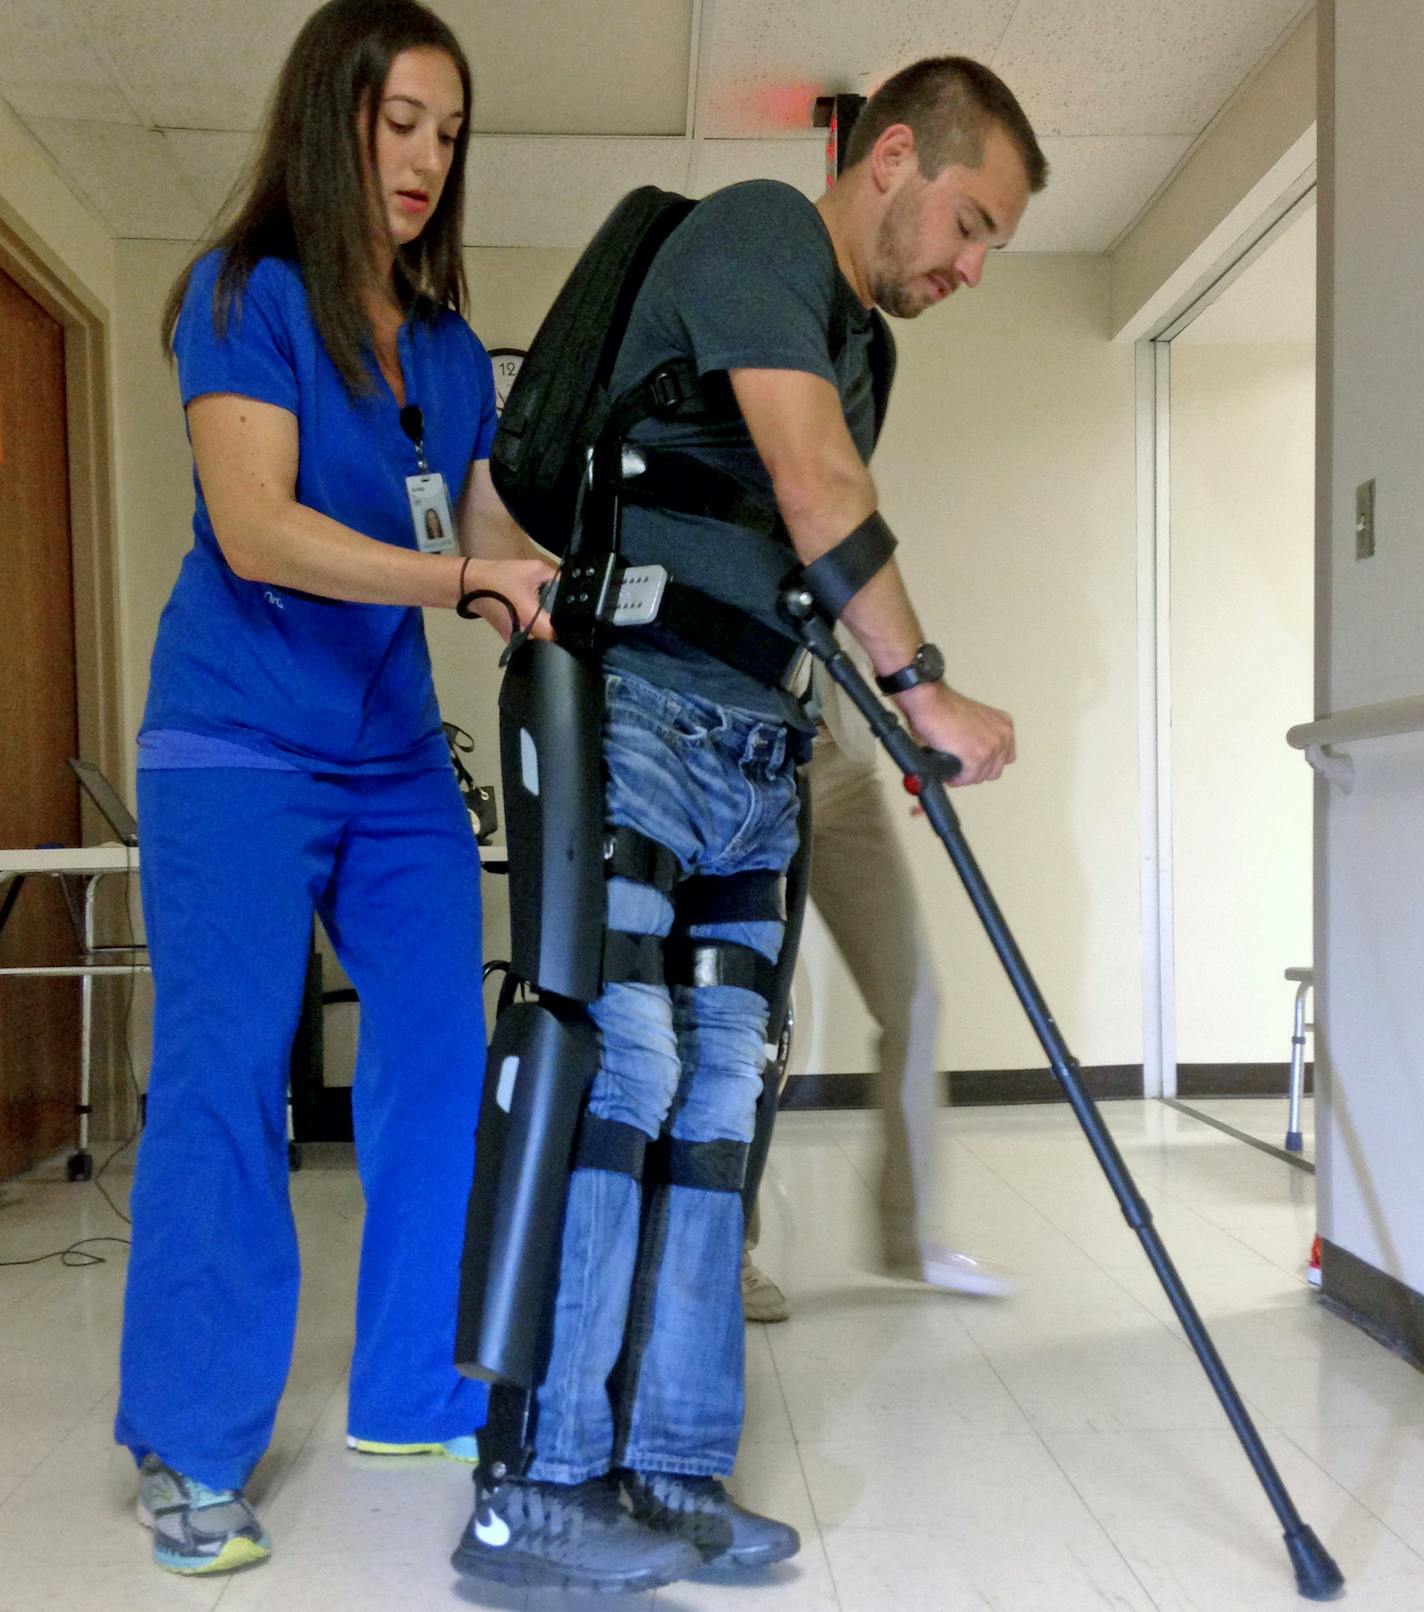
top-left (1356, 479), bottom-right (1376, 560)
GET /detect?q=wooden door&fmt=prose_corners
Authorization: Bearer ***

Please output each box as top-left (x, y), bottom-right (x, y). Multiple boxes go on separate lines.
top-left (0, 264), bottom-right (81, 1181)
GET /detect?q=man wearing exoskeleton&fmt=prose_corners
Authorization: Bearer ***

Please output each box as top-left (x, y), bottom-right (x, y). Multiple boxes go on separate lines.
top-left (451, 57), bottom-right (1047, 1596)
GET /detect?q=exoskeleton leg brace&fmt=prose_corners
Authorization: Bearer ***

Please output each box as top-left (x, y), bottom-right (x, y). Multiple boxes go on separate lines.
top-left (453, 492), bottom-right (897, 1483)
top-left (453, 637), bottom-right (807, 1479)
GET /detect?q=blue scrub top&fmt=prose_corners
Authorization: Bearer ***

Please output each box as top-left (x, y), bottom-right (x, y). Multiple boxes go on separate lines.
top-left (140, 251), bottom-right (497, 773)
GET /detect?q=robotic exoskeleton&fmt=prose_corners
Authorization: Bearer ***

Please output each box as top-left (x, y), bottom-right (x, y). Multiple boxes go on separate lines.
top-left (453, 358), bottom-right (898, 1482)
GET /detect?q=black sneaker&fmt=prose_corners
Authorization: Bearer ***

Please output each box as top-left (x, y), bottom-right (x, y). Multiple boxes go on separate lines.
top-left (623, 1470), bottom-right (800, 1570)
top-left (450, 1469), bottom-right (701, 1594)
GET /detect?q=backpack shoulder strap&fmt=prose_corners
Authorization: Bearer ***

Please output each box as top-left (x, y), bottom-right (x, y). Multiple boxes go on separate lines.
top-left (868, 310), bottom-right (897, 449)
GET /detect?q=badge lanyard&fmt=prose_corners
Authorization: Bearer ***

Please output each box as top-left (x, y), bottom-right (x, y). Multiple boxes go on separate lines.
top-left (400, 403), bottom-right (457, 553)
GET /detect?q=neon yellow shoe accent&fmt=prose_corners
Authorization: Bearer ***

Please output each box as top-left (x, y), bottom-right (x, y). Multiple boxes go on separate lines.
top-left (346, 1434), bottom-right (480, 1463)
top-left (159, 1535), bottom-right (271, 1576)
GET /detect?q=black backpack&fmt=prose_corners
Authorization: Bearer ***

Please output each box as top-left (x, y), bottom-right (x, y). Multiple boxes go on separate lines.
top-left (489, 185), bottom-right (895, 556)
top-left (489, 188), bottom-right (695, 554)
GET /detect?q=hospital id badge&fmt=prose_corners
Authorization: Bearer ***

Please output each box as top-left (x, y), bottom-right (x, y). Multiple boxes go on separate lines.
top-left (407, 473), bottom-right (456, 553)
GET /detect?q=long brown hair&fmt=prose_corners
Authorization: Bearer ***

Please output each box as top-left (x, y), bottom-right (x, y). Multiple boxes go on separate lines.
top-left (161, 0), bottom-right (472, 395)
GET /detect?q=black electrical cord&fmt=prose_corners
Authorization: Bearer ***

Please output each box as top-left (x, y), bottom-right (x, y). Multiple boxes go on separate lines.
top-left (0, 1237), bottom-right (132, 1269)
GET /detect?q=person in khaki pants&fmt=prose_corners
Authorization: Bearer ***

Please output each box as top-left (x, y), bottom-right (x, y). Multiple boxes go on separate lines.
top-left (742, 640), bottom-right (1011, 1320)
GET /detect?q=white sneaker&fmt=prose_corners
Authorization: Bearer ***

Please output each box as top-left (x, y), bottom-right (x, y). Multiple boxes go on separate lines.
top-left (887, 1244), bottom-right (1013, 1298)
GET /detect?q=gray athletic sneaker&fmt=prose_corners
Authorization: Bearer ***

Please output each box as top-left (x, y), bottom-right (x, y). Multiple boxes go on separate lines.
top-left (623, 1470), bottom-right (800, 1570)
top-left (136, 1453), bottom-right (270, 1575)
top-left (451, 1469), bottom-right (701, 1594)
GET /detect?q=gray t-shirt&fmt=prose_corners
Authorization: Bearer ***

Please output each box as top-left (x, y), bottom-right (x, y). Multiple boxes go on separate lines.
top-left (603, 180), bottom-right (879, 725)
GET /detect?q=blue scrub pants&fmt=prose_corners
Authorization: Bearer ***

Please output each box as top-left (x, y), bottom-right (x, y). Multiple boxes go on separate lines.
top-left (114, 765), bottom-right (489, 1491)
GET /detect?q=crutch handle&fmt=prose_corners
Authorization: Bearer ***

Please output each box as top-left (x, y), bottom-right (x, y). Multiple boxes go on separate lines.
top-left (913, 748), bottom-right (963, 785)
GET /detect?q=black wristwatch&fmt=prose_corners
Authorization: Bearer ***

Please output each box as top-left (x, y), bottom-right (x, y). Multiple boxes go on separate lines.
top-left (876, 642), bottom-right (946, 695)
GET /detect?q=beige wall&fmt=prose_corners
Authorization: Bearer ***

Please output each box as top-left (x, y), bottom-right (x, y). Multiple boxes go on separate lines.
top-left (1111, 9), bottom-right (1316, 340)
top-left (1317, 0), bottom-right (1424, 1294)
top-left (0, 96), bottom-right (114, 318)
top-left (110, 242), bottom-right (578, 1077)
top-left (1169, 342), bottom-right (1314, 1065)
top-left (798, 257), bottom-right (1141, 1076)
top-left (110, 246), bottom-right (1140, 1081)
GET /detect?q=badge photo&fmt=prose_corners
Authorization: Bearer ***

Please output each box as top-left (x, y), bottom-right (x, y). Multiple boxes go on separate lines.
top-left (408, 472), bottom-right (456, 553)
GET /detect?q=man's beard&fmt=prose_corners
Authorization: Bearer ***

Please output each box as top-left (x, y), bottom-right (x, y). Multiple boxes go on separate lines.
top-left (869, 187), bottom-right (933, 320)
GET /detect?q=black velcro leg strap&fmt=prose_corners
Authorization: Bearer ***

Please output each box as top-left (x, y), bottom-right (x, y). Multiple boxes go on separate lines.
top-left (573, 1114), bottom-right (649, 1178)
top-left (603, 930), bottom-right (666, 987)
top-left (664, 939), bottom-right (777, 1002)
top-left (605, 826), bottom-right (681, 894)
top-left (801, 510), bottom-right (898, 618)
top-left (645, 1137), bottom-right (750, 1193)
top-left (675, 869), bottom-right (785, 927)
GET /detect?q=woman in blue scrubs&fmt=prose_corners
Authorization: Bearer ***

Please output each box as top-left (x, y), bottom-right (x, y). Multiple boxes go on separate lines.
top-left (114, 0), bottom-right (552, 1575)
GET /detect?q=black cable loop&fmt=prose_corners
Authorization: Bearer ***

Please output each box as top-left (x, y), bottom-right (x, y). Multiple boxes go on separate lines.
top-left (456, 588), bottom-right (520, 634)
top-left (456, 569), bottom-right (559, 667)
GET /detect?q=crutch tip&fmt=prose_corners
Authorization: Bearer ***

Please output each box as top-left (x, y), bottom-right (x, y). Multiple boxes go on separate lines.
top-left (1286, 1525), bottom-right (1346, 1600)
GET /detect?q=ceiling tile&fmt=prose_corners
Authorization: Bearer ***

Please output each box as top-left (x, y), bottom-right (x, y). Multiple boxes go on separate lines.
top-left (161, 129), bottom-right (258, 233)
top-left (71, 0), bottom-right (311, 130)
top-left (990, 0), bottom-right (1310, 137)
top-left (464, 137), bottom-right (689, 248)
top-left (440, 0), bottom-right (692, 136)
top-left (25, 119), bottom-right (207, 239)
top-left (696, 0), bottom-right (1020, 138)
top-left (689, 138), bottom-right (824, 199)
top-left (1009, 135), bottom-right (1194, 252)
top-left (0, 0), bottom-right (139, 124)
top-left (66, 1), bottom-right (692, 137)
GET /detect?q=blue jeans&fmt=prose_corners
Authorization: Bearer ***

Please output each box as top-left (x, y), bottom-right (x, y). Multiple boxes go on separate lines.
top-left (528, 672), bottom-right (801, 1483)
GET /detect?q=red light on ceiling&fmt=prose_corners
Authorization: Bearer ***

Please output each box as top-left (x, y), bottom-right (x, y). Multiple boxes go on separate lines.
top-left (760, 80), bottom-right (824, 129)
top-left (813, 93), bottom-right (866, 186)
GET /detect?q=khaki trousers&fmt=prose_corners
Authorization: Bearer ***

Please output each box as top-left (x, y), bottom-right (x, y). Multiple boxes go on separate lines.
top-left (749, 727), bottom-right (941, 1264)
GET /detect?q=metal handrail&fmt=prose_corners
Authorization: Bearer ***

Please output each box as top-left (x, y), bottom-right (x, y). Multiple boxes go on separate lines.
top-left (1287, 696), bottom-right (1424, 793)
top-left (1287, 696), bottom-right (1424, 750)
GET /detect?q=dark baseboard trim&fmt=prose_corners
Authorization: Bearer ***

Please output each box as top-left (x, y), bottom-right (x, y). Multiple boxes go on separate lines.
top-left (1320, 1239), bottom-right (1424, 1372)
top-left (781, 1063), bottom-right (1315, 1113)
top-left (293, 1064), bottom-right (1316, 1142)
top-left (782, 1065), bottom-right (1145, 1111)
top-left (1176, 1062), bottom-right (1314, 1098)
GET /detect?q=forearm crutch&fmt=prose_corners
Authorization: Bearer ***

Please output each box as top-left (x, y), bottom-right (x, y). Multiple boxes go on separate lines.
top-left (779, 585), bottom-right (1344, 1603)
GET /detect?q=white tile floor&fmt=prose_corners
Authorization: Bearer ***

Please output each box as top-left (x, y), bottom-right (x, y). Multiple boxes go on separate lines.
top-left (2, 1100), bottom-right (1422, 1611)
top-left (1171, 1095), bottom-right (1315, 1163)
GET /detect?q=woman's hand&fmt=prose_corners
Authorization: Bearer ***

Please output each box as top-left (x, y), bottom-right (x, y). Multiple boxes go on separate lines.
top-left (461, 556), bottom-right (558, 642)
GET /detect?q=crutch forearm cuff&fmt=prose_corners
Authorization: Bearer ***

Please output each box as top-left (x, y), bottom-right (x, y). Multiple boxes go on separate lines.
top-left (800, 511), bottom-right (898, 618)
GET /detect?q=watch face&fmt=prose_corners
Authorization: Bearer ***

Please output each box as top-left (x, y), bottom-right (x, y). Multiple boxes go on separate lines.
top-left (487, 348), bottom-right (526, 415)
top-left (919, 643), bottom-right (946, 682)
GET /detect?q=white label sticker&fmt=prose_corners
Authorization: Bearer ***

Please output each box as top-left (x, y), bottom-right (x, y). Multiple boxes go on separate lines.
top-left (495, 1055), bottom-right (520, 1114)
top-left (519, 728), bottom-right (540, 796)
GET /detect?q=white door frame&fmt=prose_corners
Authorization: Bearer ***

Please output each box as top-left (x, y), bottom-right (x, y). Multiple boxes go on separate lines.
top-left (1136, 171), bottom-right (1318, 1100)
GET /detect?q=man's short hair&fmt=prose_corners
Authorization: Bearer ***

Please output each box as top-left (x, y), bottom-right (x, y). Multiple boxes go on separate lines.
top-left (844, 57), bottom-right (1048, 193)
